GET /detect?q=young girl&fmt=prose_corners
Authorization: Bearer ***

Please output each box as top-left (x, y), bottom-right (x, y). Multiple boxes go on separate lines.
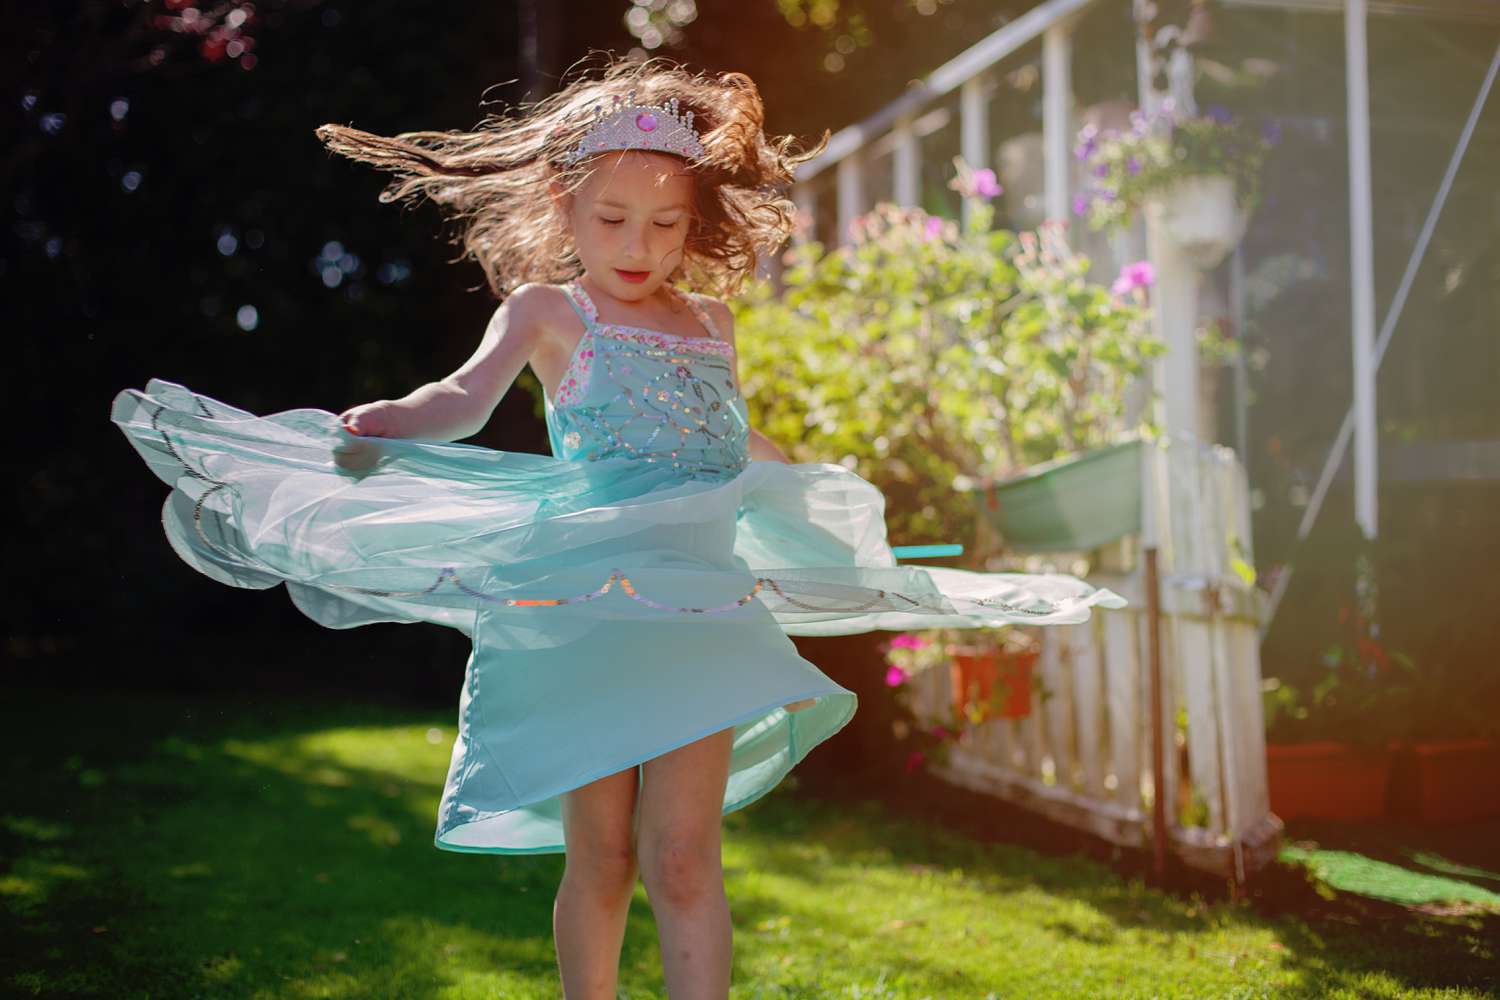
top-left (111, 57), bottom-right (1122, 998)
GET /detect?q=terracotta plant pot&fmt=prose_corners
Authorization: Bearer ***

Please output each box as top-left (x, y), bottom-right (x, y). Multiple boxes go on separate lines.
top-left (1265, 741), bottom-right (1392, 822)
top-left (1387, 738), bottom-right (1500, 825)
top-left (949, 647), bottom-right (1037, 723)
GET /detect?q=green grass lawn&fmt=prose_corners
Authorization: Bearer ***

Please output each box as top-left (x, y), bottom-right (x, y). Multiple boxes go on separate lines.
top-left (2, 686), bottom-right (1495, 999)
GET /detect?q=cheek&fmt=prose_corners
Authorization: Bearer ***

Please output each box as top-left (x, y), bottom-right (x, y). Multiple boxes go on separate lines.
top-left (657, 227), bottom-right (687, 258)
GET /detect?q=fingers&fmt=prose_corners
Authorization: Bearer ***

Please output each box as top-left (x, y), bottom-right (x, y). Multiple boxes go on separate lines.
top-left (331, 436), bottom-right (382, 472)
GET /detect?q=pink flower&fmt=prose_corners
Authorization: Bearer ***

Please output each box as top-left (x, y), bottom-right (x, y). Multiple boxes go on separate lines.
top-left (889, 633), bottom-right (928, 650)
top-left (929, 725), bottom-right (950, 741)
top-left (1111, 260), bottom-right (1156, 297)
top-left (904, 749), bottom-right (926, 773)
top-left (923, 216), bottom-right (945, 241)
top-left (884, 664), bottom-right (908, 687)
top-left (971, 168), bottom-right (1003, 200)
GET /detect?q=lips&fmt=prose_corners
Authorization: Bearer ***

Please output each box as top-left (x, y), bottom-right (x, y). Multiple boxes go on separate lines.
top-left (614, 268), bottom-right (650, 283)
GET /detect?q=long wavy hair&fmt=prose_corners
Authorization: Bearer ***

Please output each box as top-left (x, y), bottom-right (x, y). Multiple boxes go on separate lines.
top-left (314, 54), bottom-right (827, 300)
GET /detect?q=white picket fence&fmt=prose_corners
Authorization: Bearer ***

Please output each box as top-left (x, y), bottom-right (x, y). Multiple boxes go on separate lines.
top-left (903, 439), bottom-right (1283, 881)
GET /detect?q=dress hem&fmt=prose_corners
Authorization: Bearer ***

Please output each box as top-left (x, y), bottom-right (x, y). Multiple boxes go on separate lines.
top-left (432, 687), bottom-right (857, 855)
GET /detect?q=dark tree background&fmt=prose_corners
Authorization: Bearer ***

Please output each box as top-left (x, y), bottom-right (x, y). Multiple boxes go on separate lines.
top-left (6, 0), bottom-right (1033, 703)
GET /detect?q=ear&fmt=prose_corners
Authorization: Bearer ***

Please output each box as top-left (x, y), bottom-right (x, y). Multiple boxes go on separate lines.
top-left (546, 178), bottom-right (573, 214)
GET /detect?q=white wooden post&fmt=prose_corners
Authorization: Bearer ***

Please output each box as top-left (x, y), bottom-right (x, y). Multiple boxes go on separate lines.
top-left (1042, 21), bottom-right (1074, 224)
top-left (893, 115), bottom-right (920, 208)
top-left (836, 153), bottom-right (865, 248)
top-left (960, 76), bottom-right (991, 227)
top-left (1134, 6), bottom-right (1201, 445)
top-left (1346, 0), bottom-right (1379, 540)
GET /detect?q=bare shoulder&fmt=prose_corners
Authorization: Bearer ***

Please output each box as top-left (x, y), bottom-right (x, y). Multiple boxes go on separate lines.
top-left (687, 291), bottom-right (736, 341)
top-left (498, 282), bottom-right (573, 339)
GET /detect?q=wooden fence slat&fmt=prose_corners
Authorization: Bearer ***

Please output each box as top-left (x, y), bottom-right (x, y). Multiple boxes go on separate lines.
top-left (1104, 609), bottom-right (1141, 812)
top-left (1177, 614), bottom-right (1225, 835)
top-left (1071, 618), bottom-right (1106, 796)
top-left (1040, 626), bottom-right (1074, 789)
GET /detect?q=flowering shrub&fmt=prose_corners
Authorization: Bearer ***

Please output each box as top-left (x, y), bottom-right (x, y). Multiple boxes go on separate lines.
top-left (1073, 102), bottom-right (1273, 233)
top-left (732, 158), bottom-right (1161, 547)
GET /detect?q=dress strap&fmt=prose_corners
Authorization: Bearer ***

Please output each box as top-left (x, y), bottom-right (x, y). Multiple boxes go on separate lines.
top-left (673, 287), bottom-right (723, 341)
top-left (560, 279), bottom-right (600, 328)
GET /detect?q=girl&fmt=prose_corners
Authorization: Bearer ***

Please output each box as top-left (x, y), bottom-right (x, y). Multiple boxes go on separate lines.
top-left (111, 57), bottom-right (1122, 998)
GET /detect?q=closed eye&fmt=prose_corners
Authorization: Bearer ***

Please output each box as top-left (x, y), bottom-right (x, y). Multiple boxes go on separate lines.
top-left (599, 218), bottom-right (682, 229)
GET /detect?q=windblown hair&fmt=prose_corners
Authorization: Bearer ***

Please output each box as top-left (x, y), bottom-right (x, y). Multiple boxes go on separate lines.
top-left (314, 54), bottom-right (827, 300)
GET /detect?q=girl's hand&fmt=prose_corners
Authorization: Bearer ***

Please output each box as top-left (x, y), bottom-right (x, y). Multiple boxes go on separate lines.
top-left (338, 400), bottom-right (398, 438)
top-left (332, 401), bottom-right (395, 472)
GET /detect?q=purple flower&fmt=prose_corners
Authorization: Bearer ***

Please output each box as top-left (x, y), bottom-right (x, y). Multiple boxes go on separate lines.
top-left (1093, 162), bottom-right (1110, 178)
top-left (1072, 193), bottom-right (1090, 216)
top-left (1111, 260), bottom-right (1156, 296)
top-left (1098, 188), bottom-right (1116, 202)
top-left (890, 633), bottom-right (928, 650)
top-left (1127, 156), bottom-right (1142, 175)
top-left (1261, 119), bottom-right (1283, 147)
top-left (884, 664), bottom-right (909, 687)
top-left (1206, 104), bottom-right (1233, 124)
top-left (971, 168), bottom-right (1003, 199)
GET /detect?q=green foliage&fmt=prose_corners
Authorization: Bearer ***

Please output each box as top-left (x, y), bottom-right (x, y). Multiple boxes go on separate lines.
top-left (733, 193), bottom-right (1161, 549)
top-left (1076, 105), bottom-right (1272, 234)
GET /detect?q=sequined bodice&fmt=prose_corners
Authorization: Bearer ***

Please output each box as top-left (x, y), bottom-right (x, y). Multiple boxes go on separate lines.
top-left (541, 280), bottom-right (751, 482)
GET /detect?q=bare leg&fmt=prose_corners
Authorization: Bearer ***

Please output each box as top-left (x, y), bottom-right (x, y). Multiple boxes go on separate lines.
top-left (637, 726), bottom-right (736, 999)
top-left (555, 764), bottom-right (641, 1000)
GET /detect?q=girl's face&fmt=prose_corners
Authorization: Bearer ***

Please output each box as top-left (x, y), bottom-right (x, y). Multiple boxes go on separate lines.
top-left (556, 150), bottom-right (695, 304)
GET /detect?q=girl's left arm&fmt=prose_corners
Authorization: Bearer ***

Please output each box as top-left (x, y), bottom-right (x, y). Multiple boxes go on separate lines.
top-left (704, 296), bottom-right (791, 464)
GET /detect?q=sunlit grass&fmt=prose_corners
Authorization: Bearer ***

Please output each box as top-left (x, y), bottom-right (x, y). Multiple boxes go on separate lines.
top-left (2, 687), bottom-right (1494, 999)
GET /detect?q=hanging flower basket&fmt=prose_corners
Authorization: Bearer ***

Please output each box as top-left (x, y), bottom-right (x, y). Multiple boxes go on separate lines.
top-left (1144, 174), bottom-right (1248, 270)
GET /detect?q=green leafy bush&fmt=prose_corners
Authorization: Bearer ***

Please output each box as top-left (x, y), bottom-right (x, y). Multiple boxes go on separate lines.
top-left (733, 169), bottom-right (1161, 549)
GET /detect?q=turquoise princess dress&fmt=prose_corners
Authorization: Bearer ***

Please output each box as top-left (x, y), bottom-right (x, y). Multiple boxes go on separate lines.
top-left (110, 278), bottom-right (1124, 855)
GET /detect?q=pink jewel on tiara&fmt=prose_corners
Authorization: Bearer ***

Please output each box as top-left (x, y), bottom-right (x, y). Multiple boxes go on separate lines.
top-left (636, 112), bottom-right (657, 132)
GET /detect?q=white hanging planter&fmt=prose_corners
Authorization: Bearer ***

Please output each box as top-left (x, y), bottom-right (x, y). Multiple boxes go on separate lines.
top-left (1144, 173), bottom-right (1248, 270)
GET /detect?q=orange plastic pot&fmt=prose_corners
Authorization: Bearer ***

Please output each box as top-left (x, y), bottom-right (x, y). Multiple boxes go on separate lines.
top-left (1265, 741), bottom-right (1392, 822)
top-left (1388, 738), bottom-right (1500, 824)
top-left (949, 648), bottom-right (1036, 723)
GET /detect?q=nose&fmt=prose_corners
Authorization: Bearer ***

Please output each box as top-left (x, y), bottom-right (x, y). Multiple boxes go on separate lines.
top-left (621, 221), bottom-right (650, 258)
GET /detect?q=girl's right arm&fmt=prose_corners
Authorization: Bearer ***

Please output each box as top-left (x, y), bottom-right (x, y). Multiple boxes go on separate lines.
top-left (337, 283), bottom-right (551, 444)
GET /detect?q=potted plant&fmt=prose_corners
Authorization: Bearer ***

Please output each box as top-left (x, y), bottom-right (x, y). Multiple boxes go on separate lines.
top-left (882, 628), bottom-right (1047, 774)
top-left (1074, 102), bottom-right (1272, 268)
top-left (945, 628), bottom-right (1039, 725)
top-left (1262, 604), bottom-right (1416, 822)
top-left (1383, 656), bottom-right (1500, 825)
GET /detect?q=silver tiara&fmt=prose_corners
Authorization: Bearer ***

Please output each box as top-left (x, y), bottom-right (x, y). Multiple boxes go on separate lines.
top-left (562, 91), bottom-right (705, 166)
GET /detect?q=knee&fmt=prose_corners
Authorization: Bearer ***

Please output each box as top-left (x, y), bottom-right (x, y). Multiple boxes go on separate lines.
top-left (565, 838), bottom-right (639, 895)
top-left (640, 833), bottom-right (723, 909)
